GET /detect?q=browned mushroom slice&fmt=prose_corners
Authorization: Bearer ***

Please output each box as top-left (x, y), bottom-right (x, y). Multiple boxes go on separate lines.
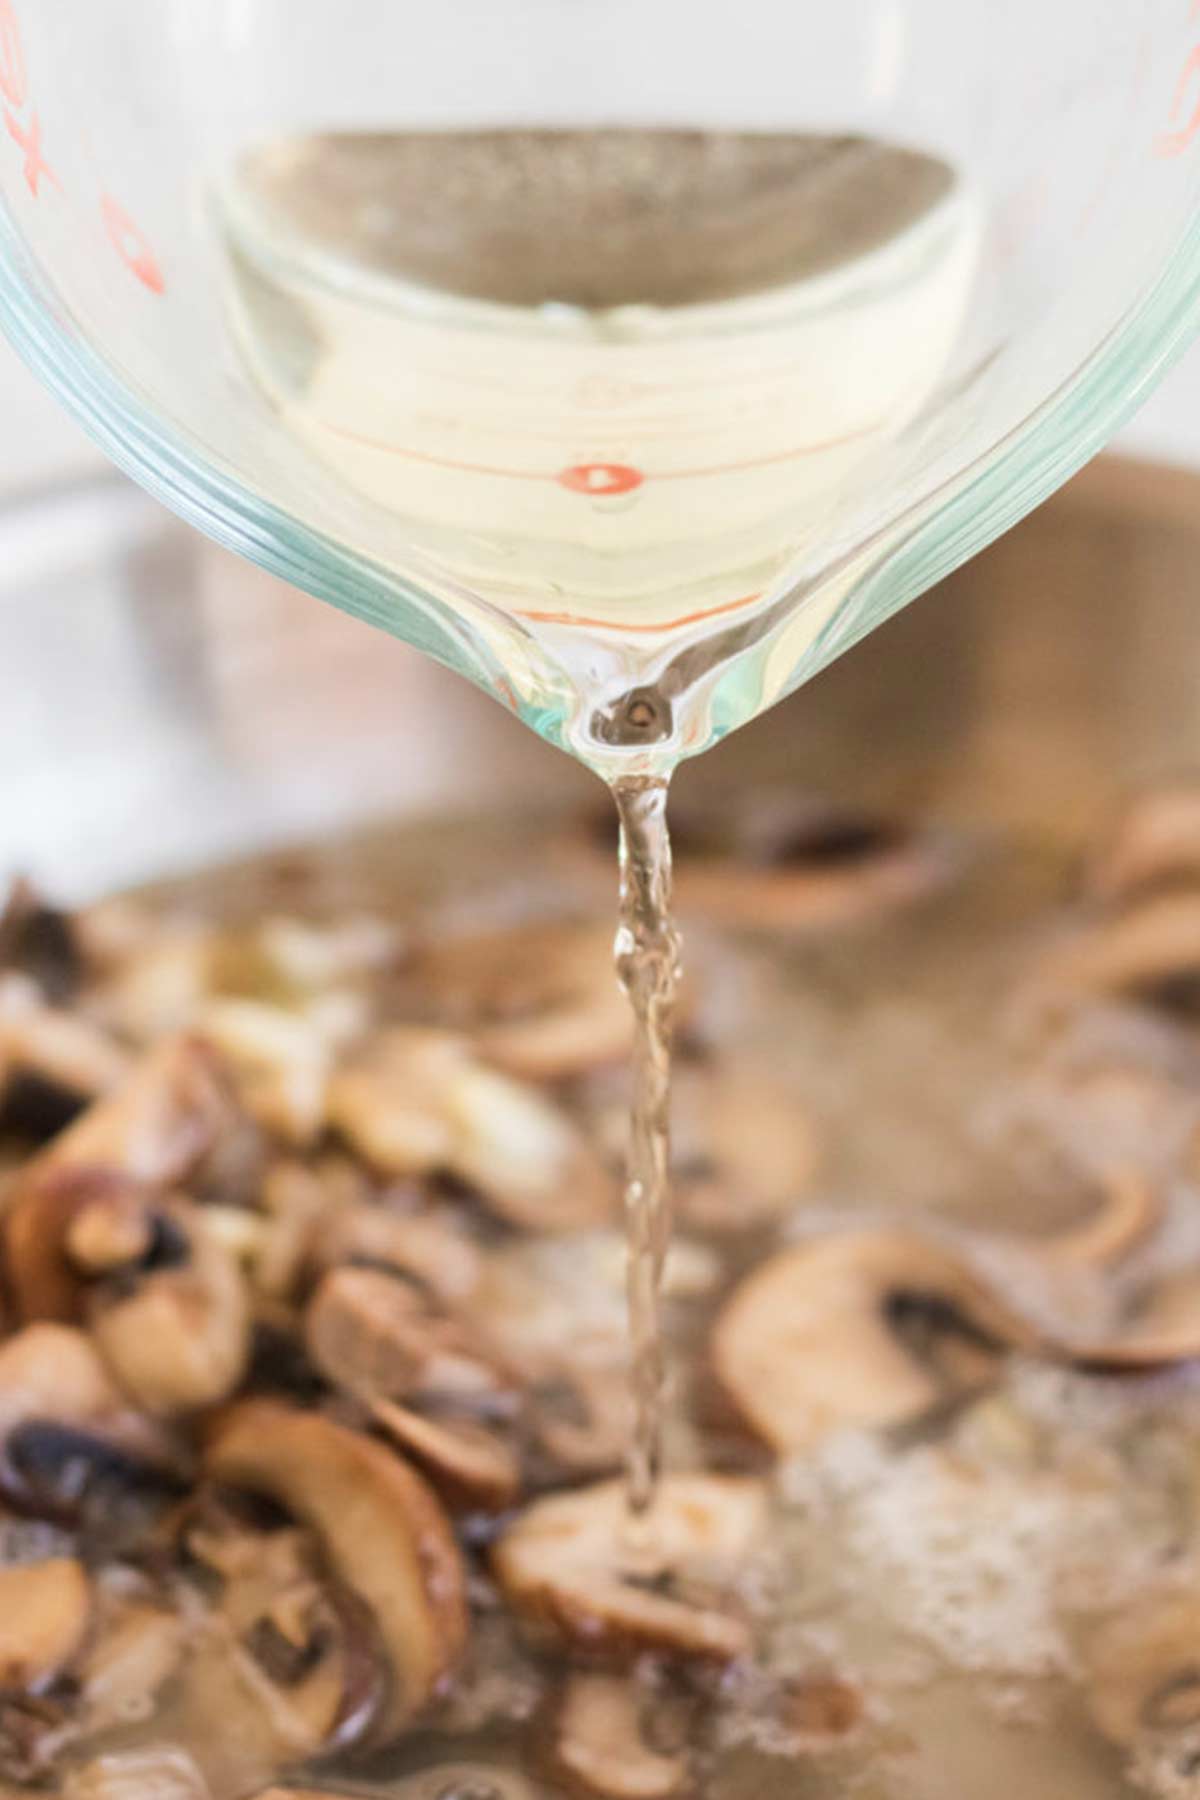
top-left (326, 1028), bottom-right (462, 1174)
top-left (712, 1230), bottom-right (1042, 1453)
top-left (0, 974), bottom-right (130, 1141)
top-left (1045, 891), bottom-right (1200, 1015)
top-left (206, 1402), bottom-right (469, 1735)
top-left (492, 1474), bottom-right (766, 1662)
top-left (307, 1265), bottom-right (514, 1409)
top-left (4, 1036), bottom-right (233, 1323)
top-left (329, 1029), bottom-right (615, 1230)
top-left (75, 1579), bottom-right (186, 1736)
top-left (64, 1183), bottom-right (157, 1277)
top-left (444, 1057), bottom-right (615, 1231)
top-left (62, 1747), bottom-right (211, 1800)
top-left (409, 922), bottom-right (634, 1082)
top-left (1086, 784), bottom-right (1200, 904)
top-left (194, 998), bottom-right (331, 1148)
top-left (252, 1771), bottom-right (543, 1800)
top-left (176, 1510), bottom-right (381, 1766)
top-left (546, 1673), bottom-right (691, 1800)
top-left (672, 797), bottom-right (948, 932)
top-left (530, 1364), bottom-right (632, 1480)
top-left (1068, 1269), bottom-right (1200, 1370)
top-left (1040, 1170), bottom-right (1163, 1270)
top-left (671, 1064), bottom-right (818, 1234)
top-left (309, 1203), bottom-right (484, 1307)
top-left (369, 1398), bottom-right (520, 1513)
top-left (87, 1200), bottom-right (252, 1415)
top-left (0, 1322), bottom-right (161, 1456)
top-left (1084, 1596), bottom-right (1200, 1747)
top-left (0, 1555), bottom-right (91, 1690)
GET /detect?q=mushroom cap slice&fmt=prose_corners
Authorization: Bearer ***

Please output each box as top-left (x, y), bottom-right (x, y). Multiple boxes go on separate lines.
top-left (206, 1402), bottom-right (468, 1735)
top-left (671, 1065), bottom-right (817, 1234)
top-left (88, 1202), bottom-right (252, 1415)
top-left (1086, 784), bottom-right (1200, 904)
top-left (1040, 1171), bottom-right (1162, 1271)
top-left (369, 1398), bottom-right (520, 1513)
top-left (0, 1557), bottom-right (91, 1690)
top-left (1044, 890), bottom-right (1200, 1011)
top-left (712, 1229), bottom-right (1042, 1453)
top-left (493, 1474), bottom-right (766, 1662)
top-left (195, 999), bottom-right (330, 1147)
top-left (4, 1037), bottom-right (232, 1324)
top-left (307, 1265), bottom-right (513, 1407)
top-left (444, 1059), bottom-right (615, 1231)
top-left (409, 923), bottom-right (633, 1082)
top-left (547, 1673), bottom-right (690, 1800)
top-left (329, 1029), bottom-right (615, 1230)
top-left (61, 1748), bottom-right (211, 1800)
top-left (1069, 1269), bottom-right (1200, 1370)
top-left (0, 1323), bottom-right (132, 1441)
top-left (1085, 1596), bottom-right (1200, 1746)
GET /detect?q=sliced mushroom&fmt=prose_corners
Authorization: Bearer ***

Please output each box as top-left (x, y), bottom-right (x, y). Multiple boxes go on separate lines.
top-left (178, 1508), bottom-right (381, 1763)
top-left (87, 1200), bottom-right (252, 1415)
top-left (4, 1036), bottom-right (233, 1323)
top-left (408, 922), bottom-right (634, 1082)
top-left (76, 1580), bottom-right (187, 1735)
top-left (670, 1063), bottom-right (818, 1234)
top-left (1084, 1596), bottom-right (1200, 1747)
top-left (254, 1769), bottom-right (543, 1800)
top-left (674, 796), bottom-right (948, 932)
top-left (1045, 891), bottom-right (1200, 1016)
top-left (307, 1265), bottom-right (514, 1409)
top-left (1040, 1170), bottom-right (1162, 1270)
top-left (369, 1398), bottom-right (520, 1513)
top-left (492, 1474), bottom-right (766, 1662)
top-left (0, 1322), bottom-right (159, 1454)
top-left (1068, 1269), bottom-right (1200, 1370)
top-left (0, 974), bottom-right (130, 1141)
top-left (195, 999), bottom-right (331, 1148)
top-left (712, 1229), bottom-right (1043, 1453)
top-left (0, 1555), bottom-right (91, 1690)
top-left (206, 1402), bottom-right (469, 1735)
top-left (444, 1057), bottom-right (615, 1231)
top-left (545, 1673), bottom-right (691, 1800)
top-left (64, 1183), bottom-right (157, 1277)
top-left (61, 1747), bottom-right (211, 1800)
top-left (530, 1364), bottom-right (632, 1481)
top-left (1086, 784), bottom-right (1200, 904)
top-left (308, 1203), bottom-right (484, 1307)
top-left (329, 1028), bottom-right (615, 1230)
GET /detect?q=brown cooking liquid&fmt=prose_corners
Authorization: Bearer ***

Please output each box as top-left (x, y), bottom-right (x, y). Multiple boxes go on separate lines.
top-left (61, 801), bottom-right (1200, 1800)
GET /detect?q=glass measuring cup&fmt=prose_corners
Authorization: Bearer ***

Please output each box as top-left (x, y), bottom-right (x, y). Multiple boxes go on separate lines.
top-left (0, 1), bottom-right (1199, 776)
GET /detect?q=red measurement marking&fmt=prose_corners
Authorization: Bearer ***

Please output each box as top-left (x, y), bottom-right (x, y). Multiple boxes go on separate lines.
top-left (4, 107), bottom-right (55, 197)
top-left (557, 462), bottom-right (644, 497)
top-left (1157, 42), bottom-right (1200, 156)
top-left (517, 589), bottom-right (764, 633)
top-left (0, 0), bottom-right (25, 108)
top-left (101, 194), bottom-right (165, 294)
top-left (323, 420), bottom-right (878, 485)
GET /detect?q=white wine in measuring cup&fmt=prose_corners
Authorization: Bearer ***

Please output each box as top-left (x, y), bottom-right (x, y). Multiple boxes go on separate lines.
top-left (216, 130), bottom-right (979, 645)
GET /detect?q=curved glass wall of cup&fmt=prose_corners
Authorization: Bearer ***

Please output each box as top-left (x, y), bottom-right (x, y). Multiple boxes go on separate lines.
top-left (1, 1), bottom-right (1200, 777)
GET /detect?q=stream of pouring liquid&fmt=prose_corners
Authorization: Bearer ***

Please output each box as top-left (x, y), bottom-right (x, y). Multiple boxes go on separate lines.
top-left (217, 128), bottom-right (979, 1519)
top-left (612, 778), bottom-right (681, 1516)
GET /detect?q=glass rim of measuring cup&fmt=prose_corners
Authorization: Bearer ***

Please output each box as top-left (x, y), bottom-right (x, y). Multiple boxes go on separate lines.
top-left (3, 176), bottom-right (1200, 762)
